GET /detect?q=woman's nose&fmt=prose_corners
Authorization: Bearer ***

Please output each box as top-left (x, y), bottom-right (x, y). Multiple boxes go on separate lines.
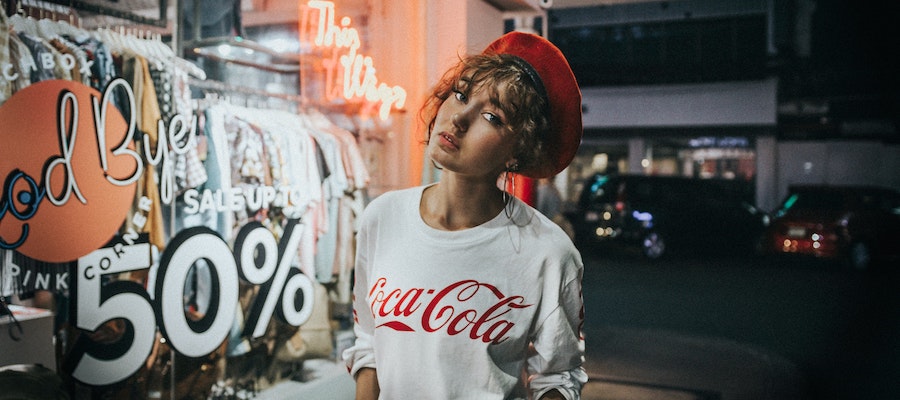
top-left (451, 112), bottom-right (469, 132)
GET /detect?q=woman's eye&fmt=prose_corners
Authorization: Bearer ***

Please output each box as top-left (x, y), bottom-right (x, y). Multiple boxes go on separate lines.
top-left (483, 113), bottom-right (503, 126)
top-left (454, 91), bottom-right (467, 103)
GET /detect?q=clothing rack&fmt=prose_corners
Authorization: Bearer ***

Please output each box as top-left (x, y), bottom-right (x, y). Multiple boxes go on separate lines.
top-left (4, 0), bottom-right (167, 27)
top-left (188, 47), bottom-right (300, 74)
top-left (184, 36), bottom-right (301, 74)
top-left (186, 36), bottom-right (301, 64)
top-left (6, 0), bottom-right (69, 21)
top-left (59, 0), bottom-right (166, 27)
top-left (188, 77), bottom-right (306, 106)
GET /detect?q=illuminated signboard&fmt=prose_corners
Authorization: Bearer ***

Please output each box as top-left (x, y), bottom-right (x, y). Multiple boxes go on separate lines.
top-left (300, 1), bottom-right (407, 120)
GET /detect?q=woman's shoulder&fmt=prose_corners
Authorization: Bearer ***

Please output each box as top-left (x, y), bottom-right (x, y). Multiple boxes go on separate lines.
top-left (360, 185), bottom-right (426, 218)
top-left (511, 199), bottom-right (580, 256)
top-left (367, 185), bottom-right (424, 206)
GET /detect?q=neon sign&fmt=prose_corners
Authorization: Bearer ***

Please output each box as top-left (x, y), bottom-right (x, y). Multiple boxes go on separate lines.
top-left (300, 1), bottom-right (407, 120)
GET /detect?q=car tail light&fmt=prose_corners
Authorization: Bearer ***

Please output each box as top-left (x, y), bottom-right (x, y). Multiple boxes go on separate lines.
top-left (803, 224), bottom-right (839, 242)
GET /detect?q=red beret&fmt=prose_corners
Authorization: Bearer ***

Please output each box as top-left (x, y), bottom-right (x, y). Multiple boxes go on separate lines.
top-left (483, 31), bottom-right (583, 179)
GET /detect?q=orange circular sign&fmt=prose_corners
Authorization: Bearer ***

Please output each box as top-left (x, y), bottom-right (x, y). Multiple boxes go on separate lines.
top-left (0, 80), bottom-right (138, 262)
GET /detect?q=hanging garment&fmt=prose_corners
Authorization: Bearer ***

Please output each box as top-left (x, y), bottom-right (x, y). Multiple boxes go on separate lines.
top-left (0, 9), bottom-right (11, 105)
top-left (6, 33), bottom-right (34, 94)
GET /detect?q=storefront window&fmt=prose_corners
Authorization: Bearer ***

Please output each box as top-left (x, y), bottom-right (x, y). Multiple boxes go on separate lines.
top-left (648, 136), bottom-right (756, 181)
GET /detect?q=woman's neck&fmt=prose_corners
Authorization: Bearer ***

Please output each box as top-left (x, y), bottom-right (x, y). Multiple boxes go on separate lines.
top-left (420, 177), bottom-right (506, 231)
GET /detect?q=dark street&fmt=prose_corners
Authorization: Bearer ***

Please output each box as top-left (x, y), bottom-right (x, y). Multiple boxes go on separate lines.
top-left (579, 245), bottom-right (900, 399)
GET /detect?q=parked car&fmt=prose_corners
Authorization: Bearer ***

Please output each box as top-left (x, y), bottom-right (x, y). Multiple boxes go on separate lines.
top-left (760, 185), bottom-right (900, 269)
top-left (567, 174), bottom-right (767, 259)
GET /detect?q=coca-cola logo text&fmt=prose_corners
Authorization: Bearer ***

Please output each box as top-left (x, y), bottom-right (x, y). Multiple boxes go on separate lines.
top-left (368, 278), bottom-right (533, 344)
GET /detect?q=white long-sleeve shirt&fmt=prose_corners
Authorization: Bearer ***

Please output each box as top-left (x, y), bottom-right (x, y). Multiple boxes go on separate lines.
top-left (343, 185), bottom-right (587, 399)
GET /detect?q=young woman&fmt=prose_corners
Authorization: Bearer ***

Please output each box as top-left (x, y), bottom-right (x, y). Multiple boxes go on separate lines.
top-left (343, 31), bottom-right (586, 400)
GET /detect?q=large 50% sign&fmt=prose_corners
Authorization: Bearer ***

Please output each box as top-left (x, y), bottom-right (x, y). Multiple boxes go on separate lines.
top-left (72, 219), bottom-right (313, 386)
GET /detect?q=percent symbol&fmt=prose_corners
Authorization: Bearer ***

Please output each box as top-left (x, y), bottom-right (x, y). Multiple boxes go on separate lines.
top-left (236, 218), bottom-right (315, 339)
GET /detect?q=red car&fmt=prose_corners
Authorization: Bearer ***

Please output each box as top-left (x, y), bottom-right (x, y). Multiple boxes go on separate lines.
top-left (762, 185), bottom-right (900, 269)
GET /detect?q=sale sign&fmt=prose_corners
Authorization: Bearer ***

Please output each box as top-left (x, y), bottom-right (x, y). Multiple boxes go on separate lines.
top-left (0, 77), bottom-right (319, 394)
top-left (0, 80), bottom-right (138, 263)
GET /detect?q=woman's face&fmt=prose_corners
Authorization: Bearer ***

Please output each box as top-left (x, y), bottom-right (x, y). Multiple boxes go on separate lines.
top-left (426, 77), bottom-right (519, 181)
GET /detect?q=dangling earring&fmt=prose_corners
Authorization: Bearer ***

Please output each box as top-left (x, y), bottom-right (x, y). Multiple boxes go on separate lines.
top-left (501, 172), bottom-right (509, 206)
top-left (503, 163), bottom-right (518, 219)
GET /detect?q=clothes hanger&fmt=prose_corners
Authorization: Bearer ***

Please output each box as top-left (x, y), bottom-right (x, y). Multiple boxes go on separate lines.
top-left (8, 0), bottom-right (39, 36)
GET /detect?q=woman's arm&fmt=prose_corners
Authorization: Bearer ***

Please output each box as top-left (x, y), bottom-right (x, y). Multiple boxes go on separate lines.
top-left (539, 389), bottom-right (566, 400)
top-left (540, 389), bottom-right (566, 400)
top-left (354, 367), bottom-right (380, 400)
top-left (529, 251), bottom-right (588, 399)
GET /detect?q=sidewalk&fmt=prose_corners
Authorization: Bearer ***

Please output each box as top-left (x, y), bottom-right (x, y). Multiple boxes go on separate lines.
top-left (256, 358), bottom-right (355, 400)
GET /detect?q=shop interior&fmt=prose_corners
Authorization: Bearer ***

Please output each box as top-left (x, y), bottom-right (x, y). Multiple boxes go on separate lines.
top-left (1, 0), bottom-right (402, 398)
top-left (565, 133), bottom-right (757, 213)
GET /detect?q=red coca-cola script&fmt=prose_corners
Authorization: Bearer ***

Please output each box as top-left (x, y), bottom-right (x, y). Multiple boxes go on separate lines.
top-left (368, 278), bottom-right (533, 344)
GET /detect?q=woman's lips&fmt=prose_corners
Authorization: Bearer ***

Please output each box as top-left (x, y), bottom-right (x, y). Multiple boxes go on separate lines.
top-left (438, 132), bottom-right (459, 150)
